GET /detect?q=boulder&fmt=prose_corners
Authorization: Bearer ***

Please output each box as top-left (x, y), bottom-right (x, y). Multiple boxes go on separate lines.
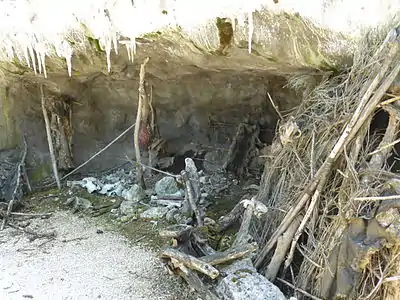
top-left (140, 207), bottom-right (170, 220)
top-left (120, 184), bottom-right (145, 215)
top-left (155, 176), bottom-right (181, 197)
top-left (216, 258), bottom-right (286, 300)
top-left (122, 184), bottom-right (145, 202)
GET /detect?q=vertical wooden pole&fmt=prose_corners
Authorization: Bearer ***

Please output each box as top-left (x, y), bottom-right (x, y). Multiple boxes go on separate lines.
top-left (40, 85), bottom-right (61, 189)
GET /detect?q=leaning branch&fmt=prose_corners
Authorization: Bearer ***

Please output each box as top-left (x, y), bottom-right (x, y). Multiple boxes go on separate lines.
top-left (160, 247), bottom-right (220, 279)
top-left (134, 57), bottom-right (150, 188)
top-left (40, 85), bottom-right (61, 189)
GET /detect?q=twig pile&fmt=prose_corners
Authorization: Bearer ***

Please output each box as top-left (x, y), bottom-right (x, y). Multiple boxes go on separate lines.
top-left (1, 136), bottom-right (31, 230)
top-left (254, 25), bottom-right (400, 299)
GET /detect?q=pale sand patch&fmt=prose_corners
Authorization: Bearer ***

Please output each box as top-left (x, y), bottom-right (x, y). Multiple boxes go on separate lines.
top-left (0, 211), bottom-right (193, 300)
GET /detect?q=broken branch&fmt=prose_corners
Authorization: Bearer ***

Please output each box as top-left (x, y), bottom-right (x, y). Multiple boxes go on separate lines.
top-left (160, 247), bottom-right (220, 279)
top-left (200, 242), bottom-right (258, 266)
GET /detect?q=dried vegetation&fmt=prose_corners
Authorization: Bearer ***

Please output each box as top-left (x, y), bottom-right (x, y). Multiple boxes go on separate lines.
top-left (253, 24), bottom-right (400, 299)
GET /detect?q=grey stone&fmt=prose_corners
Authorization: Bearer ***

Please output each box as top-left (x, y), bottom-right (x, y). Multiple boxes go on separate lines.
top-left (216, 259), bottom-right (286, 300)
top-left (122, 184), bottom-right (145, 202)
top-left (67, 177), bottom-right (100, 194)
top-left (140, 207), bottom-right (170, 220)
top-left (220, 258), bottom-right (256, 274)
top-left (120, 215), bottom-right (131, 223)
top-left (64, 196), bottom-right (93, 212)
top-left (166, 208), bottom-right (179, 223)
top-left (201, 192), bottom-right (209, 198)
top-left (98, 183), bottom-right (116, 195)
top-left (150, 199), bottom-right (182, 208)
top-left (119, 185), bottom-right (145, 215)
top-left (113, 183), bottom-right (125, 197)
top-left (81, 177), bottom-right (100, 193)
top-left (156, 156), bottom-right (175, 169)
top-left (174, 213), bottom-right (186, 224)
top-left (119, 203), bottom-right (136, 215)
top-left (199, 176), bottom-right (207, 184)
top-left (155, 177), bottom-right (179, 197)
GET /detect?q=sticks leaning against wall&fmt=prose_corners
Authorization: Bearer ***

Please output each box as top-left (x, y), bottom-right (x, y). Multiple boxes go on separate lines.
top-left (255, 32), bottom-right (400, 270)
top-left (0, 136), bottom-right (30, 230)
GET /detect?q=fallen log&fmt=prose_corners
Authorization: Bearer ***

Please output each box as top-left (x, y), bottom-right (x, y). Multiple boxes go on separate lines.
top-left (150, 199), bottom-right (183, 207)
top-left (175, 265), bottom-right (220, 300)
top-left (159, 224), bottom-right (193, 241)
top-left (217, 199), bottom-right (246, 232)
top-left (200, 242), bottom-right (258, 266)
top-left (160, 247), bottom-right (220, 279)
top-left (218, 197), bottom-right (268, 234)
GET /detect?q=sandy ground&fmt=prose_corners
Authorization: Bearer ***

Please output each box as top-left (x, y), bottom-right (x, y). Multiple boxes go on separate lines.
top-left (0, 211), bottom-right (193, 300)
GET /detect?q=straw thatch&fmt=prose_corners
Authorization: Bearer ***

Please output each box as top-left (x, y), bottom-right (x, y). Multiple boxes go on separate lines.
top-left (253, 23), bottom-right (400, 299)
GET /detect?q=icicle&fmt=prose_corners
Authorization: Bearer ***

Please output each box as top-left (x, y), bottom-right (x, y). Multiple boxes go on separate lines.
top-left (64, 43), bottom-right (73, 77)
top-left (35, 42), bottom-right (48, 77)
top-left (5, 41), bottom-right (14, 60)
top-left (104, 37), bottom-right (112, 72)
top-left (129, 37), bottom-right (136, 63)
top-left (112, 31), bottom-right (118, 55)
top-left (56, 40), bottom-right (73, 77)
top-left (230, 15), bottom-right (236, 32)
top-left (248, 11), bottom-right (253, 54)
top-left (42, 54), bottom-right (47, 78)
top-left (66, 54), bottom-right (72, 77)
top-left (35, 45), bottom-right (42, 75)
top-left (159, 0), bottom-right (166, 10)
top-left (24, 46), bottom-right (30, 68)
top-left (237, 13), bottom-right (246, 27)
top-left (37, 51), bottom-right (42, 75)
top-left (125, 43), bottom-right (131, 61)
top-left (27, 44), bottom-right (37, 74)
top-left (132, 36), bottom-right (136, 55)
top-left (39, 46), bottom-right (47, 78)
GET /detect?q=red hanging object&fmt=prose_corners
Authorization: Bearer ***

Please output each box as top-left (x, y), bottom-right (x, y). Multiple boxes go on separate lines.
top-left (138, 122), bottom-right (151, 150)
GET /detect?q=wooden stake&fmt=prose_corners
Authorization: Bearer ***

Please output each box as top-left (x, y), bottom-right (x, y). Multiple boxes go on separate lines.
top-left (134, 57), bottom-right (149, 188)
top-left (40, 85), bottom-right (61, 189)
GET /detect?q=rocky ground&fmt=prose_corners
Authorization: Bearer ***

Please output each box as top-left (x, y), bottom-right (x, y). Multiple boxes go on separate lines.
top-left (0, 155), bottom-right (287, 300)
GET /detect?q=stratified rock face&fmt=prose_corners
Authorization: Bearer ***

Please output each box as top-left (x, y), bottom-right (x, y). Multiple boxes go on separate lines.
top-left (2, 68), bottom-right (299, 179)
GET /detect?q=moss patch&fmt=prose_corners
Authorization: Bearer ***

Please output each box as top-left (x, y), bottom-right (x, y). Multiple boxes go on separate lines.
top-left (30, 164), bottom-right (52, 182)
top-left (25, 188), bottom-right (170, 250)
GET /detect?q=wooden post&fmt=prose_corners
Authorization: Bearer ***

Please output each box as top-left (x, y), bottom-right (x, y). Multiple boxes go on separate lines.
top-left (40, 85), bottom-right (61, 189)
top-left (134, 57), bottom-right (149, 188)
